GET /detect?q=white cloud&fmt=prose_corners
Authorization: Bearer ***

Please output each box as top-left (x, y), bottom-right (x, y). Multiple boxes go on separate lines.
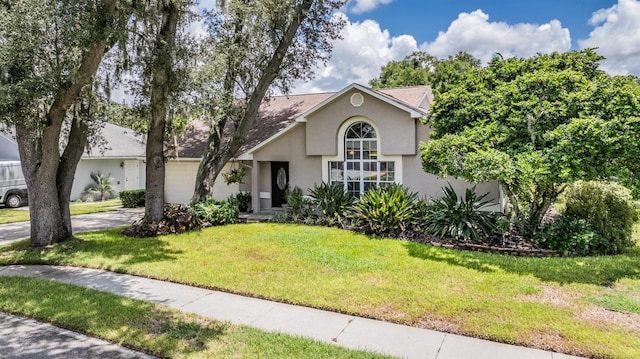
top-left (419, 10), bottom-right (571, 64)
top-left (579, 0), bottom-right (640, 76)
top-left (348, 0), bottom-right (393, 14)
top-left (291, 13), bottom-right (417, 94)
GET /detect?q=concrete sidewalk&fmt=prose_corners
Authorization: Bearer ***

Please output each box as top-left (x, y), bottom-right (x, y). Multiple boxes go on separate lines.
top-left (0, 265), bottom-right (582, 359)
top-left (0, 312), bottom-right (154, 359)
top-left (0, 208), bottom-right (143, 246)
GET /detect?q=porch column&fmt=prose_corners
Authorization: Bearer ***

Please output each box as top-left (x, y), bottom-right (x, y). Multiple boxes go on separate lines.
top-left (251, 159), bottom-right (260, 213)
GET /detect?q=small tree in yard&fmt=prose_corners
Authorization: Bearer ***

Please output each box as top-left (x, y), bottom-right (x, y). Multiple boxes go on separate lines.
top-left (421, 50), bottom-right (640, 237)
top-left (82, 172), bottom-right (117, 201)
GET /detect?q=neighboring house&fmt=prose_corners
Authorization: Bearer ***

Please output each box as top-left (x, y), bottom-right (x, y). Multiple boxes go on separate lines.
top-left (169, 83), bottom-right (502, 212)
top-left (72, 123), bottom-right (146, 200)
top-left (0, 123), bottom-right (146, 201)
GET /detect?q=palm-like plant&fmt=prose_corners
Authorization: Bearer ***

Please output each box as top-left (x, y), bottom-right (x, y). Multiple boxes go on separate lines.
top-left (425, 184), bottom-right (497, 241)
top-left (82, 171), bottom-right (117, 201)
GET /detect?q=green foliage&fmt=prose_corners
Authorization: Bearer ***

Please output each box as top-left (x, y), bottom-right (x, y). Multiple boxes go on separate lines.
top-left (191, 198), bottom-right (238, 226)
top-left (535, 216), bottom-right (609, 256)
top-left (308, 182), bottom-right (354, 219)
top-left (424, 184), bottom-right (497, 241)
top-left (122, 204), bottom-right (203, 238)
top-left (82, 172), bottom-right (117, 201)
top-left (562, 181), bottom-right (639, 254)
top-left (120, 189), bottom-right (146, 208)
top-left (285, 186), bottom-right (314, 219)
top-left (370, 51), bottom-right (480, 94)
top-left (421, 49), bottom-right (640, 237)
top-left (221, 167), bottom-right (246, 185)
top-left (230, 191), bottom-right (252, 212)
top-left (352, 183), bottom-right (418, 235)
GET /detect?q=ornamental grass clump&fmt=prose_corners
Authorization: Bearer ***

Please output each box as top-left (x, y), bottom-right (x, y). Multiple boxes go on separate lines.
top-left (352, 183), bottom-right (418, 236)
top-left (424, 184), bottom-right (497, 242)
top-left (309, 182), bottom-right (354, 220)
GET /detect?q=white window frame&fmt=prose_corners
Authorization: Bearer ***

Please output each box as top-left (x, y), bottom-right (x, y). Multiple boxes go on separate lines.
top-left (322, 117), bottom-right (402, 195)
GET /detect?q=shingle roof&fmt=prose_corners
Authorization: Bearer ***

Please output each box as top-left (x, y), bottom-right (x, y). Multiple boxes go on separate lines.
top-left (83, 123), bottom-right (146, 158)
top-left (173, 84), bottom-right (431, 159)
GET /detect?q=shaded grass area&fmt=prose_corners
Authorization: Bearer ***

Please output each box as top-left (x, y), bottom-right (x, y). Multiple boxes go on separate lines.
top-left (0, 199), bottom-right (122, 224)
top-left (1, 222), bottom-right (639, 358)
top-left (0, 277), bottom-right (390, 359)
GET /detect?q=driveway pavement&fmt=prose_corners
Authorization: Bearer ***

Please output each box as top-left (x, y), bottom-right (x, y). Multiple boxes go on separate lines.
top-left (0, 208), bottom-right (144, 246)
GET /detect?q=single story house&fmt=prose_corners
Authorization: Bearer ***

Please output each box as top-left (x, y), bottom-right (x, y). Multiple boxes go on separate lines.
top-left (1, 123), bottom-right (146, 201)
top-left (169, 83), bottom-right (502, 213)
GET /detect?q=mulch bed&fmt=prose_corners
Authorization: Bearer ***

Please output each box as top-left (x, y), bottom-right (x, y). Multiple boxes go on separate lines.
top-left (402, 231), bottom-right (563, 257)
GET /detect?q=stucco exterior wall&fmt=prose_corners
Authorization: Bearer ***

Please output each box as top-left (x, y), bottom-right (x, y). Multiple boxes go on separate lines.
top-left (253, 124), bottom-right (322, 203)
top-left (403, 120), bottom-right (501, 208)
top-left (305, 89), bottom-right (416, 156)
top-left (72, 159), bottom-right (136, 201)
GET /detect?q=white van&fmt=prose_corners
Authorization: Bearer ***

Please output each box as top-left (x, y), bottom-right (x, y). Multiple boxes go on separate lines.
top-left (0, 161), bottom-right (28, 208)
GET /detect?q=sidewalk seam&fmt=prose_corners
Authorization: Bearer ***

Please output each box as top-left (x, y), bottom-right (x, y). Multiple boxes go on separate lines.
top-left (434, 333), bottom-right (447, 358)
top-left (331, 317), bottom-right (355, 343)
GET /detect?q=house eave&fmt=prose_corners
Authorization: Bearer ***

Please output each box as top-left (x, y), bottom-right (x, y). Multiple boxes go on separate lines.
top-left (295, 83), bottom-right (426, 122)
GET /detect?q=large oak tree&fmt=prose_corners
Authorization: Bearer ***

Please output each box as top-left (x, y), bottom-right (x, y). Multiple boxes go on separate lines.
top-left (0, 0), bottom-right (132, 246)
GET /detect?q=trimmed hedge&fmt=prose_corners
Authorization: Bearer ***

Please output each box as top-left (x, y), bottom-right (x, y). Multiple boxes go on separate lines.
top-left (120, 189), bottom-right (146, 208)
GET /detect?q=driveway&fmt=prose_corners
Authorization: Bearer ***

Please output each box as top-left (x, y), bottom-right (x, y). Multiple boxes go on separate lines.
top-left (0, 208), bottom-right (144, 246)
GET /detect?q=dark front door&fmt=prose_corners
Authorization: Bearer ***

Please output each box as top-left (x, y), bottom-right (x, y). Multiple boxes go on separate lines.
top-left (271, 161), bottom-right (289, 207)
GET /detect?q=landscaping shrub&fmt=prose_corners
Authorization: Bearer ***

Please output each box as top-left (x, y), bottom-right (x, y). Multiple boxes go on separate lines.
top-left (82, 171), bottom-right (117, 201)
top-left (233, 192), bottom-right (252, 212)
top-left (563, 180), bottom-right (639, 254)
top-left (285, 186), bottom-right (314, 220)
top-left (534, 215), bottom-right (609, 256)
top-left (308, 182), bottom-right (354, 220)
top-left (352, 183), bottom-right (418, 236)
top-left (191, 198), bottom-right (238, 226)
top-left (120, 189), bottom-right (146, 208)
top-left (122, 204), bottom-right (202, 237)
top-left (424, 184), bottom-right (497, 242)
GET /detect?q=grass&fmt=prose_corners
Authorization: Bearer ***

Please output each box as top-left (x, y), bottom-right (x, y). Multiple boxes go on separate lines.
top-left (1, 222), bottom-right (639, 358)
top-left (0, 199), bottom-right (122, 224)
top-left (0, 277), bottom-right (388, 359)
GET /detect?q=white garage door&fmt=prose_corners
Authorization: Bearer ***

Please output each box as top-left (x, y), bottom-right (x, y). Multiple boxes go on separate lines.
top-left (164, 161), bottom-right (239, 204)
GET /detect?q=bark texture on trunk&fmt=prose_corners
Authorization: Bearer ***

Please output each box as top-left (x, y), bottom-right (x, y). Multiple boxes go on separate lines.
top-left (192, 0), bottom-right (313, 202)
top-left (144, 2), bottom-right (180, 222)
top-left (13, 0), bottom-right (120, 247)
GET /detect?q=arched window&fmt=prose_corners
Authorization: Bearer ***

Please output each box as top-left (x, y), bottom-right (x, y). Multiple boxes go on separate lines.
top-left (329, 121), bottom-right (395, 196)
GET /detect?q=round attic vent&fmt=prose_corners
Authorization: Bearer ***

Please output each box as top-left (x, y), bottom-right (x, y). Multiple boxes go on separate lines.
top-left (350, 92), bottom-right (364, 107)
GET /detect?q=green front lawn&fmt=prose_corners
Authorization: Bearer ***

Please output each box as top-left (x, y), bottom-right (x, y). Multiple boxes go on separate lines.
top-left (0, 199), bottom-right (122, 224)
top-left (1, 222), bottom-right (639, 358)
top-left (0, 277), bottom-right (388, 359)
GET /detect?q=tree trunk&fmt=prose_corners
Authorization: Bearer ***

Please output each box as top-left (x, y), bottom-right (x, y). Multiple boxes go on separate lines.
top-left (13, 0), bottom-right (123, 247)
top-left (144, 2), bottom-right (180, 222)
top-left (57, 115), bottom-right (89, 238)
top-left (192, 0), bottom-right (314, 202)
top-left (16, 123), bottom-right (64, 246)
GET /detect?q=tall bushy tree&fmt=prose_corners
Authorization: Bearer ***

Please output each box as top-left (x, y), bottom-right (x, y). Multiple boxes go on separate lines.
top-left (0, 1), bottom-right (131, 246)
top-left (115, 0), bottom-right (196, 223)
top-left (421, 50), bottom-right (640, 236)
top-left (190, 0), bottom-right (346, 202)
top-left (370, 51), bottom-right (480, 93)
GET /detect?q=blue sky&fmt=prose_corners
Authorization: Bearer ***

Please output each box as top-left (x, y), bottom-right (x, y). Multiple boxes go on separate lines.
top-left (347, 0), bottom-right (616, 49)
top-left (287, 0), bottom-right (640, 94)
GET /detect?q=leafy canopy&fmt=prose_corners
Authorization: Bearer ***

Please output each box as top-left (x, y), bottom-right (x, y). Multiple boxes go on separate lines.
top-left (420, 49), bottom-right (640, 235)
